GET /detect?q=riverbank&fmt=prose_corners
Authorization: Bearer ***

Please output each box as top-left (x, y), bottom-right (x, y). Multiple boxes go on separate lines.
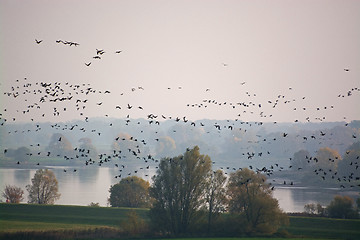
top-left (1, 203), bottom-right (360, 239)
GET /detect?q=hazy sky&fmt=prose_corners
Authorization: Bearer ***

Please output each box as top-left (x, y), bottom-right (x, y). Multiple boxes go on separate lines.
top-left (1, 0), bottom-right (359, 123)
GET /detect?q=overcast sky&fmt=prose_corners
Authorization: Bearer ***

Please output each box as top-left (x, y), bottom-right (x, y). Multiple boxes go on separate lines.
top-left (1, 0), bottom-right (359, 123)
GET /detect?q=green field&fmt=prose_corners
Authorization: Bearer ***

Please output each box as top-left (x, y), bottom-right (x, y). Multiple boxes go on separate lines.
top-left (282, 216), bottom-right (360, 240)
top-left (1, 203), bottom-right (360, 239)
top-left (0, 203), bottom-right (148, 232)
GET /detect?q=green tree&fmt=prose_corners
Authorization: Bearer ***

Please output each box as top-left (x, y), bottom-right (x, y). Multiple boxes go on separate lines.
top-left (327, 195), bottom-right (358, 219)
top-left (227, 168), bottom-right (288, 235)
top-left (108, 176), bottom-right (151, 208)
top-left (26, 169), bottom-right (61, 204)
top-left (2, 185), bottom-right (24, 203)
top-left (149, 146), bottom-right (212, 235)
top-left (205, 169), bottom-right (227, 233)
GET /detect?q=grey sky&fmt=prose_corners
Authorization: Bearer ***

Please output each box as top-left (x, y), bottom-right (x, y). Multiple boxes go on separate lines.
top-left (1, 0), bottom-right (359, 123)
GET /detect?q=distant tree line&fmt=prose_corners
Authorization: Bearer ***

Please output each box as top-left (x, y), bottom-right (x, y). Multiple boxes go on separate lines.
top-left (290, 141), bottom-right (360, 187)
top-left (304, 195), bottom-right (360, 219)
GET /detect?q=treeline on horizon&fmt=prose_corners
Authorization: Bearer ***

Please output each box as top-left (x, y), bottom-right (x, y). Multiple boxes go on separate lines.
top-left (1, 118), bottom-right (359, 154)
top-left (1, 119), bottom-right (359, 188)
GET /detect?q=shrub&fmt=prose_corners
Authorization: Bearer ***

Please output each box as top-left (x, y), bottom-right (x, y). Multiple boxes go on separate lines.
top-left (327, 195), bottom-right (358, 219)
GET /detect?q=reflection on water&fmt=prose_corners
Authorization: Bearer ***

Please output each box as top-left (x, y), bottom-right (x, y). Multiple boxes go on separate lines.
top-left (1, 168), bottom-right (358, 212)
top-left (0, 167), bottom-right (155, 207)
top-left (273, 186), bottom-right (360, 212)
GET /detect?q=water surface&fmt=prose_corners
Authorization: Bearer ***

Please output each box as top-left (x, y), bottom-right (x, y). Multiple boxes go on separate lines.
top-left (1, 168), bottom-right (358, 212)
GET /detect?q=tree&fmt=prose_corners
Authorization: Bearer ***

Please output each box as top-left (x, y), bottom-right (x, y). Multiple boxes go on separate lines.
top-left (78, 137), bottom-right (98, 158)
top-left (227, 168), bottom-right (288, 235)
top-left (112, 133), bottom-right (144, 160)
top-left (205, 169), bottom-right (227, 233)
top-left (349, 120), bottom-right (360, 129)
top-left (155, 136), bottom-right (176, 158)
top-left (26, 169), bottom-right (61, 204)
top-left (327, 195), bottom-right (358, 219)
top-left (2, 185), bottom-right (24, 203)
top-left (314, 147), bottom-right (342, 172)
top-left (316, 203), bottom-right (326, 216)
top-left (120, 210), bottom-right (148, 235)
top-left (304, 203), bottom-right (316, 214)
top-left (88, 202), bottom-right (100, 207)
top-left (149, 146), bottom-right (212, 235)
top-left (338, 141), bottom-right (360, 177)
top-left (292, 149), bottom-right (311, 170)
top-left (304, 203), bottom-right (325, 215)
top-left (108, 176), bottom-right (151, 208)
top-left (47, 133), bottom-right (73, 157)
top-left (4, 147), bottom-right (31, 164)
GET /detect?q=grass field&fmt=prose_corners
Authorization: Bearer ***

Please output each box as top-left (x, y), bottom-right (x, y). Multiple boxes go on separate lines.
top-left (282, 216), bottom-right (360, 240)
top-left (1, 203), bottom-right (360, 239)
top-left (0, 203), bottom-right (148, 232)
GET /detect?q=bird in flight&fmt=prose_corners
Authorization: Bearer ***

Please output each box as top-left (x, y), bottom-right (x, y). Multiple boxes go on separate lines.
top-left (35, 39), bottom-right (43, 44)
top-left (115, 50), bottom-right (122, 54)
top-left (96, 49), bottom-right (105, 55)
top-left (85, 62), bottom-right (91, 66)
top-left (344, 68), bottom-right (350, 72)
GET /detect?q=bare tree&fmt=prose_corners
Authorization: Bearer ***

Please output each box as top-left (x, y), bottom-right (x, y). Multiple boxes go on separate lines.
top-left (2, 185), bottom-right (24, 203)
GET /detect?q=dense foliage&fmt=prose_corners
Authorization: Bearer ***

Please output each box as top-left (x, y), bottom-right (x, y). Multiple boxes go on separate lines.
top-left (227, 168), bottom-right (289, 234)
top-left (327, 195), bottom-right (359, 219)
top-left (108, 176), bottom-right (151, 208)
top-left (149, 146), bottom-right (212, 235)
top-left (149, 146), bottom-right (288, 237)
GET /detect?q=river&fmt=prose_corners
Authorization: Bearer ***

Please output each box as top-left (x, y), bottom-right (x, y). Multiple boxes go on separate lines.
top-left (0, 167), bottom-right (358, 212)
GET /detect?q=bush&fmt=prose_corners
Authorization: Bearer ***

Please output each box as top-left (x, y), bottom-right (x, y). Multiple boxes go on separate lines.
top-left (327, 195), bottom-right (358, 219)
top-left (120, 210), bottom-right (149, 236)
top-left (2, 185), bottom-right (24, 203)
top-left (88, 202), bottom-right (100, 207)
top-left (108, 176), bottom-right (151, 208)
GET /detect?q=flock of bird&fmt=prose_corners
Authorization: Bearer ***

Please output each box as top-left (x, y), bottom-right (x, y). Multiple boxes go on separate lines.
top-left (0, 38), bottom-right (359, 191)
top-left (35, 38), bottom-right (122, 67)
